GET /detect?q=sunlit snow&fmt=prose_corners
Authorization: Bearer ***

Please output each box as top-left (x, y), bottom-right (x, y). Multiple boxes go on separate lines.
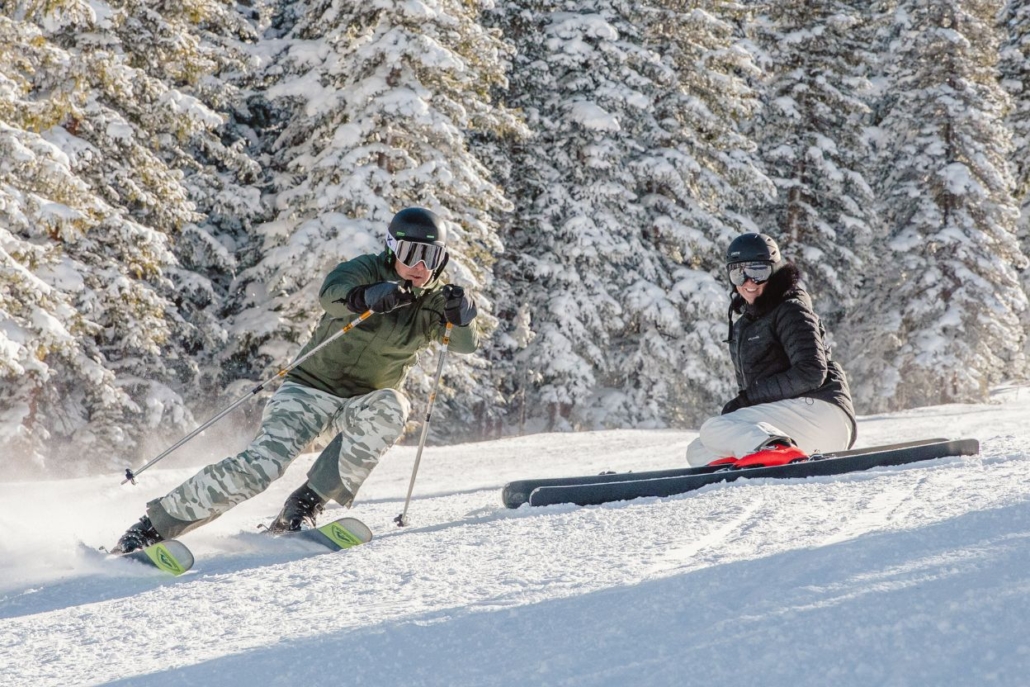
top-left (2, 387), bottom-right (1029, 686)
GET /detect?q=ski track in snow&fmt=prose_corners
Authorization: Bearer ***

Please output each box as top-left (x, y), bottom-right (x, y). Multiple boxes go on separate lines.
top-left (2, 388), bottom-right (1030, 686)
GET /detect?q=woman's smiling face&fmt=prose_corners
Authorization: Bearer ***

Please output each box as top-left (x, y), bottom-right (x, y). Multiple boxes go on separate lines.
top-left (737, 279), bottom-right (766, 304)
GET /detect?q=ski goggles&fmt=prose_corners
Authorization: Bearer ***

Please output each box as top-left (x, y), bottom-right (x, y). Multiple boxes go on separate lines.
top-left (727, 261), bottom-right (774, 286)
top-left (390, 238), bottom-right (448, 271)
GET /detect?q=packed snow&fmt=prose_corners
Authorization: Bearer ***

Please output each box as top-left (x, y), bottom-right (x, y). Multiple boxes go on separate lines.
top-left (3, 386), bottom-right (1030, 686)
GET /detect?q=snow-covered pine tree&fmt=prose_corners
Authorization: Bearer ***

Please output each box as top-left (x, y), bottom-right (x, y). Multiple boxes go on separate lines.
top-left (611, 0), bottom-right (774, 425)
top-left (747, 0), bottom-right (878, 331)
top-left (0, 8), bottom-right (190, 471)
top-left (845, 0), bottom-right (1028, 412)
top-left (109, 0), bottom-right (267, 397)
top-left (231, 0), bottom-right (522, 441)
top-left (999, 0), bottom-right (1030, 358)
top-left (1, 16), bottom-right (114, 473)
top-left (488, 0), bottom-right (765, 430)
top-left (91, 0), bottom-right (269, 442)
top-left (0, 1), bottom-right (258, 472)
top-left (484, 0), bottom-right (654, 431)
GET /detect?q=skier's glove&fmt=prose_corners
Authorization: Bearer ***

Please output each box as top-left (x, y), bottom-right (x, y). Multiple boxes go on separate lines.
top-left (347, 282), bottom-right (414, 314)
top-left (442, 284), bottom-right (477, 326)
top-left (721, 390), bottom-right (749, 415)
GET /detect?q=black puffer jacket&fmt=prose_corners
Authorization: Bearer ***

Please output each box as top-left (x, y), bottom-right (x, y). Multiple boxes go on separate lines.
top-left (726, 263), bottom-right (856, 446)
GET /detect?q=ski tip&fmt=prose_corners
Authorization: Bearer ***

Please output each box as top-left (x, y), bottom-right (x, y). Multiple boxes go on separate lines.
top-left (501, 484), bottom-right (530, 509)
top-left (118, 540), bottom-right (194, 576)
top-left (278, 516), bottom-right (374, 552)
top-left (320, 517), bottom-right (373, 547)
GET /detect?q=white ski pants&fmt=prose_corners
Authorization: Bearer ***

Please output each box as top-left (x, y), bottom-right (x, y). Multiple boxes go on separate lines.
top-left (685, 397), bottom-right (853, 467)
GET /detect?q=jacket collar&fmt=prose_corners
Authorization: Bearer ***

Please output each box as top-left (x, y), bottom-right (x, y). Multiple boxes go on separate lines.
top-left (738, 263), bottom-right (802, 317)
top-left (725, 263), bottom-right (802, 340)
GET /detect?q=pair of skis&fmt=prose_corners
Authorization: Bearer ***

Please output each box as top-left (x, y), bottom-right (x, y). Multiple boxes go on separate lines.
top-left (122, 437), bottom-right (981, 575)
top-left (502, 437), bottom-right (981, 509)
top-left (116, 516), bottom-right (372, 576)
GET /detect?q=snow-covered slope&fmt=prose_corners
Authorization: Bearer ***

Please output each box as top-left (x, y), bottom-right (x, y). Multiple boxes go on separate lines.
top-left (3, 387), bottom-right (1030, 686)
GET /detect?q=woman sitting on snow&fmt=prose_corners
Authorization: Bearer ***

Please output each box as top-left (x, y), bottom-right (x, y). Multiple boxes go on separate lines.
top-left (686, 233), bottom-right (857, 468)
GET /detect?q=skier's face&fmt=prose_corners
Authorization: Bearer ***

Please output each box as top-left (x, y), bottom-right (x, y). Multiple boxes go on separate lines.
top-left (736, 278), bottom-right (765, 304)
top-left (394, 257), bottom-right (433, 288)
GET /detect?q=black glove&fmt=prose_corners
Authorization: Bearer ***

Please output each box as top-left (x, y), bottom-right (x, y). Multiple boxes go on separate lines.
top-left (346, 281), bottom-right (414, 314)
top-left (721, 390), bottom-right (749, 415)
top-left (442, 284), bottom-right (477, 326)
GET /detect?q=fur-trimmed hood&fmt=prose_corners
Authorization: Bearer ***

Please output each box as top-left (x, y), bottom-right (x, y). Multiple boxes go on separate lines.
top-left (726, 263), bottom-right (803, 341)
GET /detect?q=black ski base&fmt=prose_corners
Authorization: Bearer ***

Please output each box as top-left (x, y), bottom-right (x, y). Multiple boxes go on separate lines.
top-left (502, 437), bottom-right (980, 509)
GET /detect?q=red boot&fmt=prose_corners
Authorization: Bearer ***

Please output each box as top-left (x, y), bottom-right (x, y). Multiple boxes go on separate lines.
top-left (734, 443), bottom-right (809, 469)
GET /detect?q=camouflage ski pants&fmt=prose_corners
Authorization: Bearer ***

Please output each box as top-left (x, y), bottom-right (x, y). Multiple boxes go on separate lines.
top-left (147, 382), bottom-right (410, 539)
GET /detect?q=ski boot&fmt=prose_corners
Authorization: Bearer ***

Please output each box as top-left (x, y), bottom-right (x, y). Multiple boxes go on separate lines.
top-left (267, 482), bottom-right (327, 534)
top-left (706, 437), bottom-right (810, 470)
top-left (733, 440), bottom-right (809, 469)
top-left (113, 515), bottom-right (164, 554)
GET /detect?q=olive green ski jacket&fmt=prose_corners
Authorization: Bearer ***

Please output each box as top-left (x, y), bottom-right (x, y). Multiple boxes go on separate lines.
top-left (286, 251), bottom-right (479, 398)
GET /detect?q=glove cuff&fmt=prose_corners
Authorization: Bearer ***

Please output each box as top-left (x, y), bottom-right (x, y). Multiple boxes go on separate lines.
top-left (345, 285), bottom-right (368, 313)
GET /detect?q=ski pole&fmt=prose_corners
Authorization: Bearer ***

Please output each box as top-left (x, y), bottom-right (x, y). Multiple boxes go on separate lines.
top-left (395, 322), bottom-right (453, 527)
top-left (122, 309), bottom-right (375, 485)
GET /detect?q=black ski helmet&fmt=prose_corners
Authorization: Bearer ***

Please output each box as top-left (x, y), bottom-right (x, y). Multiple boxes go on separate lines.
top-left (387, 207), bottom-right (447, 247)
top-left (725, 233), bottom-right (781, 265)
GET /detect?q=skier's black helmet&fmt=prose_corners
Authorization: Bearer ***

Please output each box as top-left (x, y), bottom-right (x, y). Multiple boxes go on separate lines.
top-left (725, 233), bottom-right (781, 265)
top-left (385, 207), bottom-right (449, 273)
top-left (387, 207), bottom-right (447, 247)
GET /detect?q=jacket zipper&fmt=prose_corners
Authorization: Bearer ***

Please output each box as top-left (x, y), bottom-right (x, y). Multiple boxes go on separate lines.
top-left (735, 316), bottom-right (749, 389)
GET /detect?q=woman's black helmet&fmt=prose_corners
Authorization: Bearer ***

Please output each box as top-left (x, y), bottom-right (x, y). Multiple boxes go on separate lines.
top-left (725, 233), bottom-right (781, 265)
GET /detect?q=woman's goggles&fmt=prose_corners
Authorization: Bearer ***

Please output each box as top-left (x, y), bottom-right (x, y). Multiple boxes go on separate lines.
top-left (727, 261), bottom-right (774, 286)
top-left (393, 239), bottom-right (448, 270)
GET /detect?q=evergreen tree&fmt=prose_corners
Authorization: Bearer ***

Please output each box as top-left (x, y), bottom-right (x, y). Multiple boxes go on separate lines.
top-left (486, 0), bottom-right (656, 431)
top-left (845, 0), bottom-right (1027, 412)
top-left (0, 1), bottom-right (260, 471)
top-left (999, 0), bottom-right (1030, 357)
top-left (488, 0), bottom-right (770, 431)
top-left (748, 0), bottom-right (878, 331)
top-left (233, 0), bottom-right (522, 440)
top-left (94, 0), bottom-right (267, 420)
top-left (617, 0), bottom-right (774, 425)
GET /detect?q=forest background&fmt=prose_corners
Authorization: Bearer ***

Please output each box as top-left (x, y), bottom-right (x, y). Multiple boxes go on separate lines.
top-left (2, 0), bottom-right (1029, 474)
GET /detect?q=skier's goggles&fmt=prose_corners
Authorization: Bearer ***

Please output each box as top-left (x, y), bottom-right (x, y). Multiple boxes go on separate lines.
top-left (393, 240), bottom-right (447, 270)
top-left (727, 261), bottom-right (774, 286)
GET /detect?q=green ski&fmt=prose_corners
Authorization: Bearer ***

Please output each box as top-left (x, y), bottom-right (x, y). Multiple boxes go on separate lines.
top-left (119, 540), bottom-right (194, 576)
top-left (286, 516), bottom-right (373, 551)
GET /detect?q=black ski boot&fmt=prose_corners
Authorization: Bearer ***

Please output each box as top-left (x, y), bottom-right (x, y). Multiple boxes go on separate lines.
top-left (267, 482), bottom-right (326, 534)
top-left (113, 515), bottom-right (164, 554)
